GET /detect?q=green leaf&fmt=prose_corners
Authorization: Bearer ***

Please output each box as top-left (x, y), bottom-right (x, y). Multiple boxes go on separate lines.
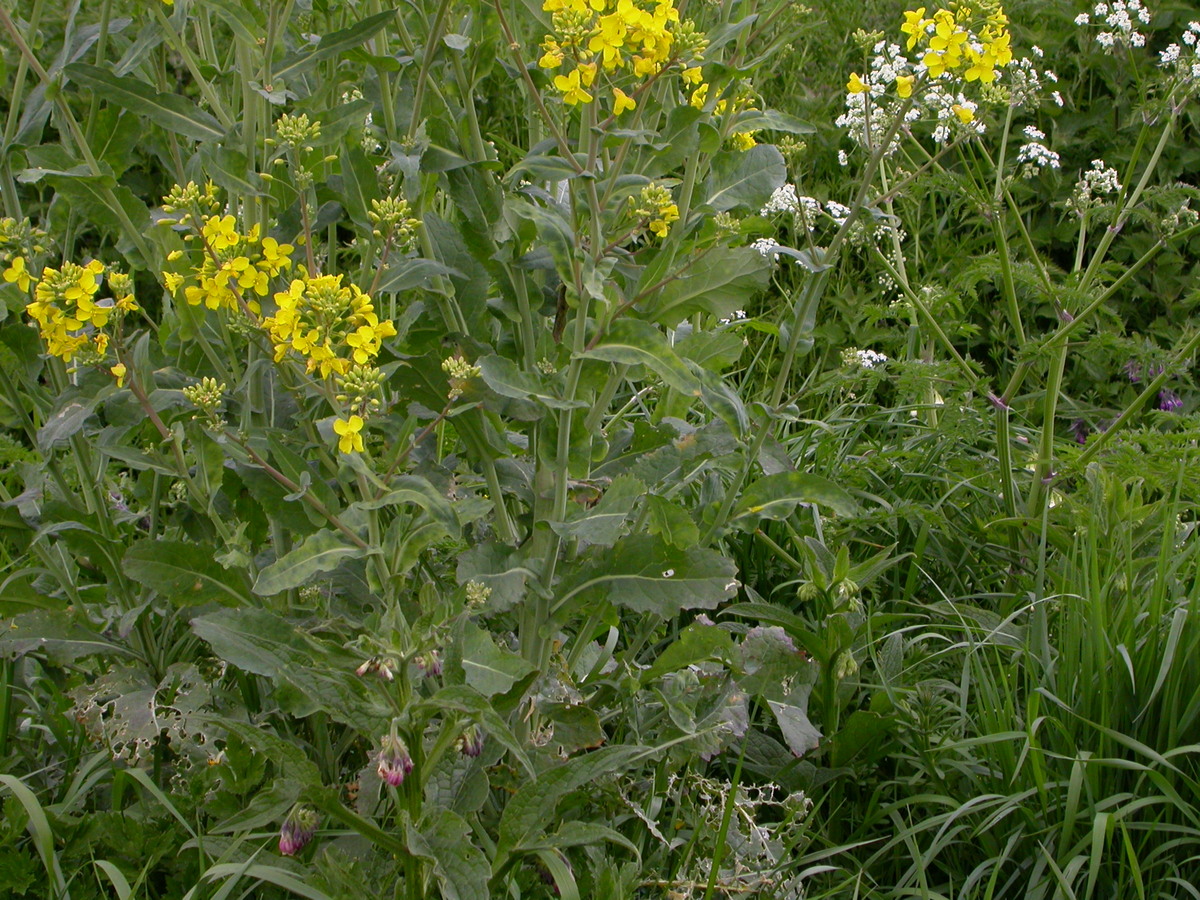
top-left (704, 144), bottom-right (786, 212)
top-left (273, 10), bottom-right (396, 82)
top-left (37, 398), bottom-right (98, 450)
top-left (549, 475), bottom-right (643, 546)
top-left (0, 609), bottom-right (134, 664)
top-left (460, 622), bottom-right (535, 697)
top-left (407, 810), bottom-right (489, 900)
top-left (198, 863), bottom-right (336, 900)
top-left (580, 319), bottom-right (700, 396)
top-left (767, 699), bottom-right (822, 758)
top-left (351, 474), bottom-right (460, 539)
top-left (374, 257), bottom-right (462, 294)
top-left (64, 63), bottom-right (225, 141)
top-left (559, 536), bottom-right (739, 618)
top-left (338, 143), bottom-right (379, 229)
top-left (642, 246), bottom-right (771, 327)
top-left (732, 108), bottom-right (816, 135)
top-left (252, 529), bottom-right (365, 596)
top-left (496, 745), bottom-right (651, 865)
top-left (0, 775), bottom-right (67, 897)
top-left (191, 609), bottom-right (385, 728)
top-left (208, 778), bottom-right (301, 835)
top-left (731, 472), bottom-right (858, 523)
top-left (419, 685), bottom-right (535, 778)
top-left (643, 621), bottom-right (735, 682)
top-left (123, 540), bottom-right (252, 606)
top-left (645, 494), bottom-right (700, 548)
top-left (478, 355), bottom-right (586, 411)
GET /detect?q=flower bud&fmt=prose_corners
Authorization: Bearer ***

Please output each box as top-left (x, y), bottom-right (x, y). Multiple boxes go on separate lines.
top-left (456, 724), bottom-right (485, 758)
top-left (377, 733), bottom-right (414, 787)
top-left (278, 804), bottom-right (318, 856)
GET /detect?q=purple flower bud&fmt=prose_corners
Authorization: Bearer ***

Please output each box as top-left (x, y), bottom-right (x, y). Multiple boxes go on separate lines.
top-left (1072, 419), bottom-right (1089, 444)
top-left (1158, 389), bottom-right (1183, 412)
top-left (456, 724), bottom-right (485, 758)
top-left (279, 805), bottom-right (318, 856)
top-left (377, 734), bottom-right (413, 787)
top-left (1124, 359), bottom-right (1141, 383)
top-left (416, 650), bottom-right (442, 678)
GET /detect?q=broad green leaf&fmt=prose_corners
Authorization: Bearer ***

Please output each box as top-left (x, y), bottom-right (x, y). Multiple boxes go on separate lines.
top-left (643, 621), bottom-right (736, 682)
top-left (351, 474), bottom-right (460, 539)
top-left (767, 699), bottom-right (822, 758)
top-left (272, 11), bottom-right (396, 82)
top-left (549, 475), bottom-right (644, 546)
top-left (581, 319), bottom-right (700, 396)
top-left (496, 745), bottom-right (650, 865)
top-left (208, 778), bottom-right (300, 835)
top-left (191, 609), bottom-right (385, 728)
top-left (407, 810), bottom-right (489, 900)
top-left (252, 529), bottom-right (365, 596)
top-left (704, 144), bottom-right (786, 213)
top-left (732, 108), bottom-right (816, 135)
top-left (460, 622), bottom-right (535, 697)
top-left (541, 703), bottom-right (606, 753)
top-left (0, 609), bottom-right (134, 664)
top-left (200, 146), bottom-right (267, 198)
top-left (731, 471), bottom-right (858, 522)
top-left (420, 685), bottom-right (535, 778)
top-left (37, 398), bottom-right (98, 450)
top-left (455, 542), bottom-right (536, 613)
top-left (642, 246), bottom-right (771, 327)
top-left (123, 539), bottom-right (252, 606)
top-left (558, 535), bottom-right (739, 618)
top-left (478, 355), bottom-right (587, 411)
top-left (64, 63), bottom-right (225, 142)
top-left (645, 494), bottom-right (700, 548)
top-left (374, 256), bottom-right (462, 294)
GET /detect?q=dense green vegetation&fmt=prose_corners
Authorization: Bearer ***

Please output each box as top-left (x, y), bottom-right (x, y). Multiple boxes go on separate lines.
top-left (1, 0), bottom-right (1199, 896)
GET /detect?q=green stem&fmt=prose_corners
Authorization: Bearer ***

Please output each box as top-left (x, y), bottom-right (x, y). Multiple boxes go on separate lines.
top-left (150, 4), bottom-right (236, 130)
top-left (407, 0), bottom-right (454, 142)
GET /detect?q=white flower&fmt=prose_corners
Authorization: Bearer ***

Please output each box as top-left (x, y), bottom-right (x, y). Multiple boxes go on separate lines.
top-left (1075, 13), bottom-right (1091, 24)
top-left (761, 184), bottom-right (800, 215)
top-left (1017, 141), bottom-right (1061, 169)
top-left (752, 238), bottom-right (783, 258)
top-left (1023, 125), bottom-right (1047, 140)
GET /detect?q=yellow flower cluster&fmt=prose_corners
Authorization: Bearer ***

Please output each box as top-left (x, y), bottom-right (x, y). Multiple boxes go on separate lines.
top-left (904, 5), bottom-right (1011, 81)
top-left (538, 0), bottom-right (704, 112)
top-left (848, 4), bottom-right (1011, 99)
top-left (262, 273), bottom-right (397, 382)
top-left (633, 182), bottom-right (679, 239)
top-left (22, 259), bottom-right (137, 380)
top-left (163, 214), bottom-right (294, 316)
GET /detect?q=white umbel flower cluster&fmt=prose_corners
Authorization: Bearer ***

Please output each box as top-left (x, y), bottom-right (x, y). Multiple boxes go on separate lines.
top-left (1074, 1), bottom-right (1151, 50)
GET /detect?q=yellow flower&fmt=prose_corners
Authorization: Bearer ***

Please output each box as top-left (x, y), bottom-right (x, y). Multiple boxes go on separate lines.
top-left (896, 74), bottom-right (915, 98)
top-left (846, 72), bottom-right (869, 94)
top-left (690, 82), bottom-right (709, 109)
top-left (3, 256), bottom-right (32, 292)
top-left (612, 87), bottom-right (637, 115)
top-left (111, 363), bottom-right (127, 387)
top-left (649, 202), bottom-right (678, 238)
top-left (539, 40), bottom-right (565, 69)
top-left (681, 65), bottom-right (703, 86)
top-left (900, 7), bottom-right (927, 50)
top-left (576, 61), bottom-right (598, 88)
top-left (952, 103), bottom-right (975, 124)
top-left (730, 131), bottom-right (756, 151)
top-left (333, 415), bottom-right (365, 454)
top-left (553, 68), bottom-right (593, 105)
